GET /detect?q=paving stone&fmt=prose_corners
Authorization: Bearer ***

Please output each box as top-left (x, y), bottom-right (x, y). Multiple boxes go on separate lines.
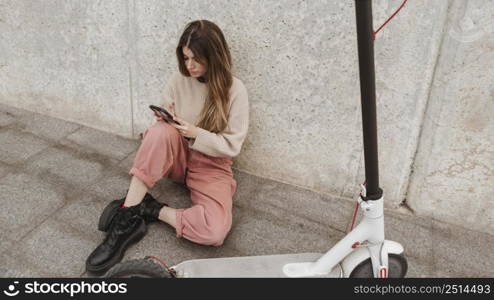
top-left (233, 169), bottom-right (356, 233)
top-left (54, 193), bottom-right (111, 241)
top-left (24, 146), bottom-right (108, 188)
top-left (118, 149), bottom-right (137, 172)
top-left (0, 103), bottom-right (31, 118)
top-left (0, 252), bottom-right (50, 277)
top-left (0, 172), bottom-right (66, 241)
top-left (0, 111), bottom-right (16, 127)
top-left (0, 129), bottom-right (51, 165)
top-left (17, 112), bottom-right (81, 142)
top-left (385, 213), bottom-right (433, 264)
top-left (88, 167), bottom-right (133, 200)
top-left (0, 236), bottom-right (15, 257)
top-left (62, 126), bottom-right (140, 161)
top-left (0, 162), bottom-right (14, 179)
top-left (405, 255), bottom-right (434, 278)
top-left (432, 220), bottom-right (494, 278)
top-left (226, 206), bottom-right (344, 257)
top-left (10, 218), bottom-right (96, 277)
top-left (153, 178), bottom-right (191, 209)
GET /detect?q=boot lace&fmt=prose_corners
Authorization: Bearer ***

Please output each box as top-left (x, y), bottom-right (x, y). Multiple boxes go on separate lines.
top-left (103, 209), bottom-right (139, 248)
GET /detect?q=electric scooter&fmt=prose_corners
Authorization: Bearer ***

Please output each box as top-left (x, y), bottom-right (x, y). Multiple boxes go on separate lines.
top-left (103, 0), bottom-right (408, 278)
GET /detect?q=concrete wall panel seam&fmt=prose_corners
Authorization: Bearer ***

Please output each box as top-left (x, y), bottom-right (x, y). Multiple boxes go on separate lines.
top-left (127, 0), bottom-right (137, 139)
top-left (401, 0), bottom-right (452, 207)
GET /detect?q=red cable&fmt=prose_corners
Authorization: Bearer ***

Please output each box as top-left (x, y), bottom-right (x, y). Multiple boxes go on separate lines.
top-left (348, 202), bottom-right (360, 232)
top-left (373, 0), bottom-right (408, 40)
top-left (146, 255), bottom-right (177, 277)
top-left (348, 180), bottom-right (366, 232)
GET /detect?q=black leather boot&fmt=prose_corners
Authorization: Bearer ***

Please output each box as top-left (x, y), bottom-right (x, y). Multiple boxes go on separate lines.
top-left (138, 195), bottom-right (167, 223)
top-left (98, 193), bottom-right (167, 232)
top-left (86, 205), bottom-right (147, 274)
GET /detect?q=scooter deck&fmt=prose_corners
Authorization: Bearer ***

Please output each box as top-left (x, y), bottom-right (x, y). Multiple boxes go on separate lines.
top-left (172, 253), bottom-right (342, 278)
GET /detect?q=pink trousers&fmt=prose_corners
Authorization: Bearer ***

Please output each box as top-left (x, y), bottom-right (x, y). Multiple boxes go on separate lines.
top-left (129, 121), bottom-right (237, 246)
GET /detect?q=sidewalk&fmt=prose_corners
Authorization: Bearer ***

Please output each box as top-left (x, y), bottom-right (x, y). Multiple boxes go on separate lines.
top-left (0, 103), bottom-right (492, 278)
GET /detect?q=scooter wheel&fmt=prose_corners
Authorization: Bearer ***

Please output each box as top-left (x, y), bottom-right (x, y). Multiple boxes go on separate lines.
top-left (103, 257), bottom-right (174, 278)
top-left (349, 253), bottom-right (408, 278)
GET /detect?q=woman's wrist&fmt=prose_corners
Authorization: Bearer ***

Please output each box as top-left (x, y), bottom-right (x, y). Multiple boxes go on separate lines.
top-left (191, 126), bottom-right (201, 139)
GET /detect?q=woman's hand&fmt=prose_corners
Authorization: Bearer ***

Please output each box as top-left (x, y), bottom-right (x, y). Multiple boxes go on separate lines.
top-left (167, 102), bottom-right (177, 118)
top-left (154, 102), bottom-right (176, 123)
top-left (154, 112), bottom-right (164, 122)
top-left (171, 116), bottom-right (199, 139)
top-left (153, 102), bottom-right (198, 139)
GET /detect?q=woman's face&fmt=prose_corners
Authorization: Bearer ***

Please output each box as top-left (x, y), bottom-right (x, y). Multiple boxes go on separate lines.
top-left (182, 46), bottom-right (207, 78)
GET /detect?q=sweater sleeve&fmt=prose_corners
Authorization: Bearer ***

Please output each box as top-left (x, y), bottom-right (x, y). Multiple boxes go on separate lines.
top-left (188, 81), bottom-right (249, 158)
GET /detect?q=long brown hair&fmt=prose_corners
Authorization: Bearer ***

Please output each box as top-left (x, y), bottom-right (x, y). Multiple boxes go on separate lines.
top-left (176, 20), bottom-right (233, 133)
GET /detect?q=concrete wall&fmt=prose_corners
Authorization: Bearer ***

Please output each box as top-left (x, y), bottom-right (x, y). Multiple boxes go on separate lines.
top-left (407, 0), bottom-right (494, 234)
top-left (0, 0), bottom-right (492, 233)
top-left (0, 0), bottom-right (132, 135)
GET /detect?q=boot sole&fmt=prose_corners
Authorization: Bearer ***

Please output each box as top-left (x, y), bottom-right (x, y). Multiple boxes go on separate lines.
top-left (86, 220), bottom-right (147, 274)
top-left (98, 199), bottom-right (124, 232)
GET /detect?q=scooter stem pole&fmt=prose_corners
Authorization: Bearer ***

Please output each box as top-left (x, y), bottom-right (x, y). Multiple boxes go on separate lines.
top-left (355, 0), bottom-right (381, 199)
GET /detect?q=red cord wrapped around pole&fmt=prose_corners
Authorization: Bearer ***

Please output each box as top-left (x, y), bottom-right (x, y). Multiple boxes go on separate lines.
top-left (373, 0), bottom-right (408, 40)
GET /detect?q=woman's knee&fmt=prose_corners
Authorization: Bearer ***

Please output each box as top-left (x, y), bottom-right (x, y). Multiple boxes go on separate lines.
top-left (196, 209), bottom-right (231, 246)
top-left (143, 121), bottom-right (179, 141)
top-left (202, 225), bottom-right (230, 246)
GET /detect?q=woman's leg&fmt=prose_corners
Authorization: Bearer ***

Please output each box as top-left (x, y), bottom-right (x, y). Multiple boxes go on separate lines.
top-left (126, 121), bottom-right (188, 205)
top-left (158, 206), bottom-right (177, 228)
top-left (86, 121), bottom-right (188, 273)
top-left (124, 176), bottom-right (148, 207)
top-left (173, 152), bottom-right (237, 246)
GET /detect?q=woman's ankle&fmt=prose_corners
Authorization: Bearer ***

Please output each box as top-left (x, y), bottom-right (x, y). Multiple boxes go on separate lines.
top-left (124, 176), bottom-right (149, 206)
top-left (158, 206), bottom-right (177, 228)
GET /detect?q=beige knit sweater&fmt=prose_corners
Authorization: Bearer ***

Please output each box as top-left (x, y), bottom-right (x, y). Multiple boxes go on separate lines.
top-left (159, 72), bottom-right (249, 158)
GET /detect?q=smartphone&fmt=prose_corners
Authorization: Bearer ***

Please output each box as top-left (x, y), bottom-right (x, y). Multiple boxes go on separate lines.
top-left (149, 105), bottom-right (180, 125)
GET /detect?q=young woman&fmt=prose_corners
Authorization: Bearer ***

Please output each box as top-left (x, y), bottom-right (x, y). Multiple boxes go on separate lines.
top-left (86, 19), bottom-right (249, 274)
